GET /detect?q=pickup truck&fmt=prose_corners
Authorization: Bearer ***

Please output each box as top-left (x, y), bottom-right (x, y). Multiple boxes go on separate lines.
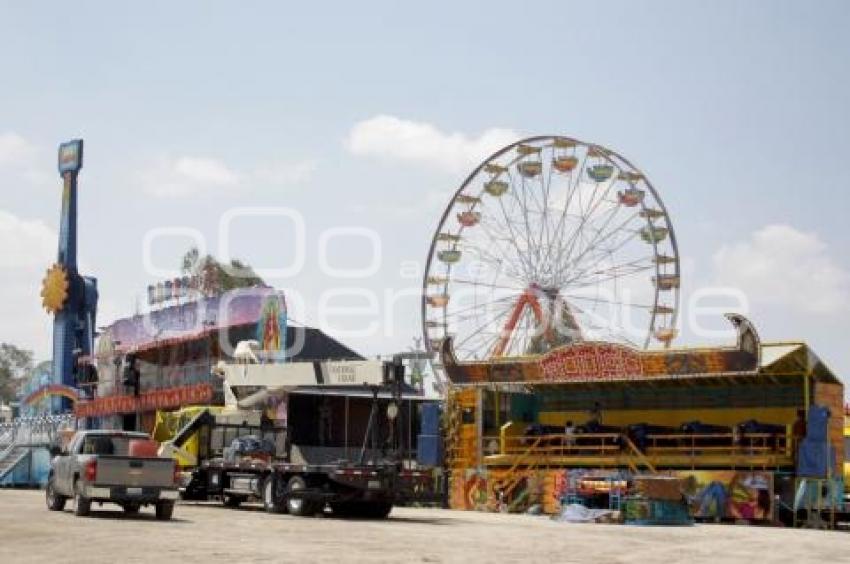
top-left (46, 430), bottom-right (179, 519)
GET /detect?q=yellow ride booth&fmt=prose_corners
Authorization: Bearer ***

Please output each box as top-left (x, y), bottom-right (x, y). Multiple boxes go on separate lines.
top-left (441, 315), bottom-right (845, 523)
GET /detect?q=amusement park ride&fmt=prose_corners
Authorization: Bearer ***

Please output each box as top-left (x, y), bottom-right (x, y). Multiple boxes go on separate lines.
top-left (422, 136), bottom-right (680, 383)
top-left (39, 140), bottom-right (99, 414)
top-left (421, 136), bottom-right (847, 525)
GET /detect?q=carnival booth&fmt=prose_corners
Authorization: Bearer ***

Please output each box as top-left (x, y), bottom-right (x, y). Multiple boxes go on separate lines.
top-left (439, 317), bottom-right (844, 523)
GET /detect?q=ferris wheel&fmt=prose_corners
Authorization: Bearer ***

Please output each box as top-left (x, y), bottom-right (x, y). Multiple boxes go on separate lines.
top-left (421, 135), bottom-right (680, 380)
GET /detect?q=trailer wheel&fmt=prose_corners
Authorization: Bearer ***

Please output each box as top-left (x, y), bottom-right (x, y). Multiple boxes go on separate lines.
top-left (286, 475), bottom-right (316, 517)
top-left (361, 502), bottom-right (393, 519)
top-left (330, 502), bottom-right (356, 518)
top-left (263, 476), bottom-right (286, 514)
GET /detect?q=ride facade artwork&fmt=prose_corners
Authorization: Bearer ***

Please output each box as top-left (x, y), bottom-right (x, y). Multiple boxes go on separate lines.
top-left (257, 293), bottom-right (288, 361)
top-left (422, 136), bottom-right (680, 385)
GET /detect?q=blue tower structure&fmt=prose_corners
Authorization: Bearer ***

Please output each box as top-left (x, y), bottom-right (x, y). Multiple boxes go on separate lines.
top-left (40, 140), bottom-right (98, 414)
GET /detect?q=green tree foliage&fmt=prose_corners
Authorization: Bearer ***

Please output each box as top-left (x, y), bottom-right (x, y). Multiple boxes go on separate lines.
top-left (181, 247), bottom-right (267, 296)
top-left (0, 343), bottom-right (34, 403)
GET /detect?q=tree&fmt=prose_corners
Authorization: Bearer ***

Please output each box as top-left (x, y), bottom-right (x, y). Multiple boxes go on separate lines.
top-left (0, 343), bottom-right (34, 403)
top-left (180, 247), bottom-right (267, 296)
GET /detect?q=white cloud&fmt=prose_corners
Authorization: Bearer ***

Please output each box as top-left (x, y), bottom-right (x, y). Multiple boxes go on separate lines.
top-left (0, 210), bottom-right (55, 268)
top-left (346, 115), bottom-right (520, 174)
top-left (141, 156), bottom-right (318, 198)
top-left (713, 224), bottom-right (849, 314)
top-left (0, 131), bottom-right (51, 190)
top-left (141, 156), bottom-right (241, 197)
top-left (0, 210), bottom-right (58, 359)
top-left (174, 157), bottom-right (239, 186)
top-left (253, 159), bottom-right (318, 186)
top-left (0, 132), bottom-right (38, 168)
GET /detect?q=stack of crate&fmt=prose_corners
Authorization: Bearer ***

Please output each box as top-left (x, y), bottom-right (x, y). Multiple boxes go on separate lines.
top-left (624, 475), bottom-right (692, 526)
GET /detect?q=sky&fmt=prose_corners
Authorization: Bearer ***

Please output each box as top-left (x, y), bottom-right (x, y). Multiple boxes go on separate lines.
top-left (0, 0), bottom-right (848, 394)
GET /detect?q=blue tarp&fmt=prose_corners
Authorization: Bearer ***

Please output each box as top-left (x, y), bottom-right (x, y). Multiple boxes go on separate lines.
top-left (805, 405), bottom-right (829, 442)
top-left (796, 405), bottom-right (837, 477)
top-left (797, 440), bottom-right (836, 478)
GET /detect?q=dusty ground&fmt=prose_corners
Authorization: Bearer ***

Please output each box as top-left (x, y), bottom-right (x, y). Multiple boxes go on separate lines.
top-left (0, 489), bottom-right (846, 563)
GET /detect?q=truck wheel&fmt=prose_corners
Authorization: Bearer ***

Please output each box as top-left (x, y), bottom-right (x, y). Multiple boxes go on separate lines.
top-left (330, 502), bottom-right (355, 518)
top-left (222, 494), bottom-right (242, 508)
top-left (263, 477), bottom-right (286, 514)
top-left (123, 503), bottom-right (140, 515)
top-left (45, 478), bottom-right (66, 511)
top-left (74, 482), bottom-right (91, 517)
top-left (155, 501), bottom-right (175, 520)
top-left (361, 502), bottom-right (393, 519)
top-left (286, 476), bottom-right (316, 517)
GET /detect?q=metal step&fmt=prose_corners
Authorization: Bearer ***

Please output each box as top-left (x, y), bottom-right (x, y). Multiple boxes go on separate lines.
top-left (0, 446), bottom-right (29, 480)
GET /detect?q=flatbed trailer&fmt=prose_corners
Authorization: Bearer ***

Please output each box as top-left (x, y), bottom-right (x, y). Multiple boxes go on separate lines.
top-left (172, 356), bottom-right (436, 518)
top-left (193, 457), bottom-right (431, 517)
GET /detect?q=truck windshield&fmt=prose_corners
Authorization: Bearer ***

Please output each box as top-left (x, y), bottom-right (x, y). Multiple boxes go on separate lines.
top-left (81, 435), bottom-right (144, 456)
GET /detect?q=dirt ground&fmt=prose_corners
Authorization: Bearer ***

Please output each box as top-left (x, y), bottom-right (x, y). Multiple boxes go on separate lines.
top-left (0, 489), bottom-right (846, 563)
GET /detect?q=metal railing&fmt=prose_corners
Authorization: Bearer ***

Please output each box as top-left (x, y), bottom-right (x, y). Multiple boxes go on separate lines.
top-left (498, 432), bottom-right (623, 457)
top-left (0, 415), bottom-right (76, 451)
top-left (0, 425), bottom-right (13, 448)
top-left (491, 431), bottom-right (791, 460)
top-left (642, 432), bottom-right (791, 457)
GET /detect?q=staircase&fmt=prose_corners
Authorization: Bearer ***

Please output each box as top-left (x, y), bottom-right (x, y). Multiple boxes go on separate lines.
top-left (622, 435), bottom-right (657, 474)
top-left (0, 446), bottom-right (30, 481)
top-left (0, 415), bottom-right (75, 486)
top-left (489, 436), bottom-right (543, 512)
top-left (0, 425), bottom-right (13, 448)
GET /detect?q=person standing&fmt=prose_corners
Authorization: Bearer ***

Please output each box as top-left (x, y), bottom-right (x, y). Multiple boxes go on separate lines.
top-left (588, 402), bottom-right (603, 428)
top-left (563, 420), bottom-right (576, 451)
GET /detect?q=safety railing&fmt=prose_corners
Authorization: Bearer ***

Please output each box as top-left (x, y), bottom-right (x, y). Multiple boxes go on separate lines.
top-left (642, 432), bottom-right (791, 457)
top-left (0, 415), bottom-right (76, 449)
top-left (488, 429), bottom-right (791, 469)
top-left (0, 425), bottom-right (13, 448)
top-left (499, 433), bottom-right (623, 457)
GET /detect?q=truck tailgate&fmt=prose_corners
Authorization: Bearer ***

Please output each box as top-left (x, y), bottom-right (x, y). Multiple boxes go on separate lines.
top-left (94, 456), bottom-right (174, 488)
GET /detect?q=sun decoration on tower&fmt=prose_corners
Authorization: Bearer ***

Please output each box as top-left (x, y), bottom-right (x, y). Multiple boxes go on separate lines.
top-left (40, 263), bottom-right (70, 314)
